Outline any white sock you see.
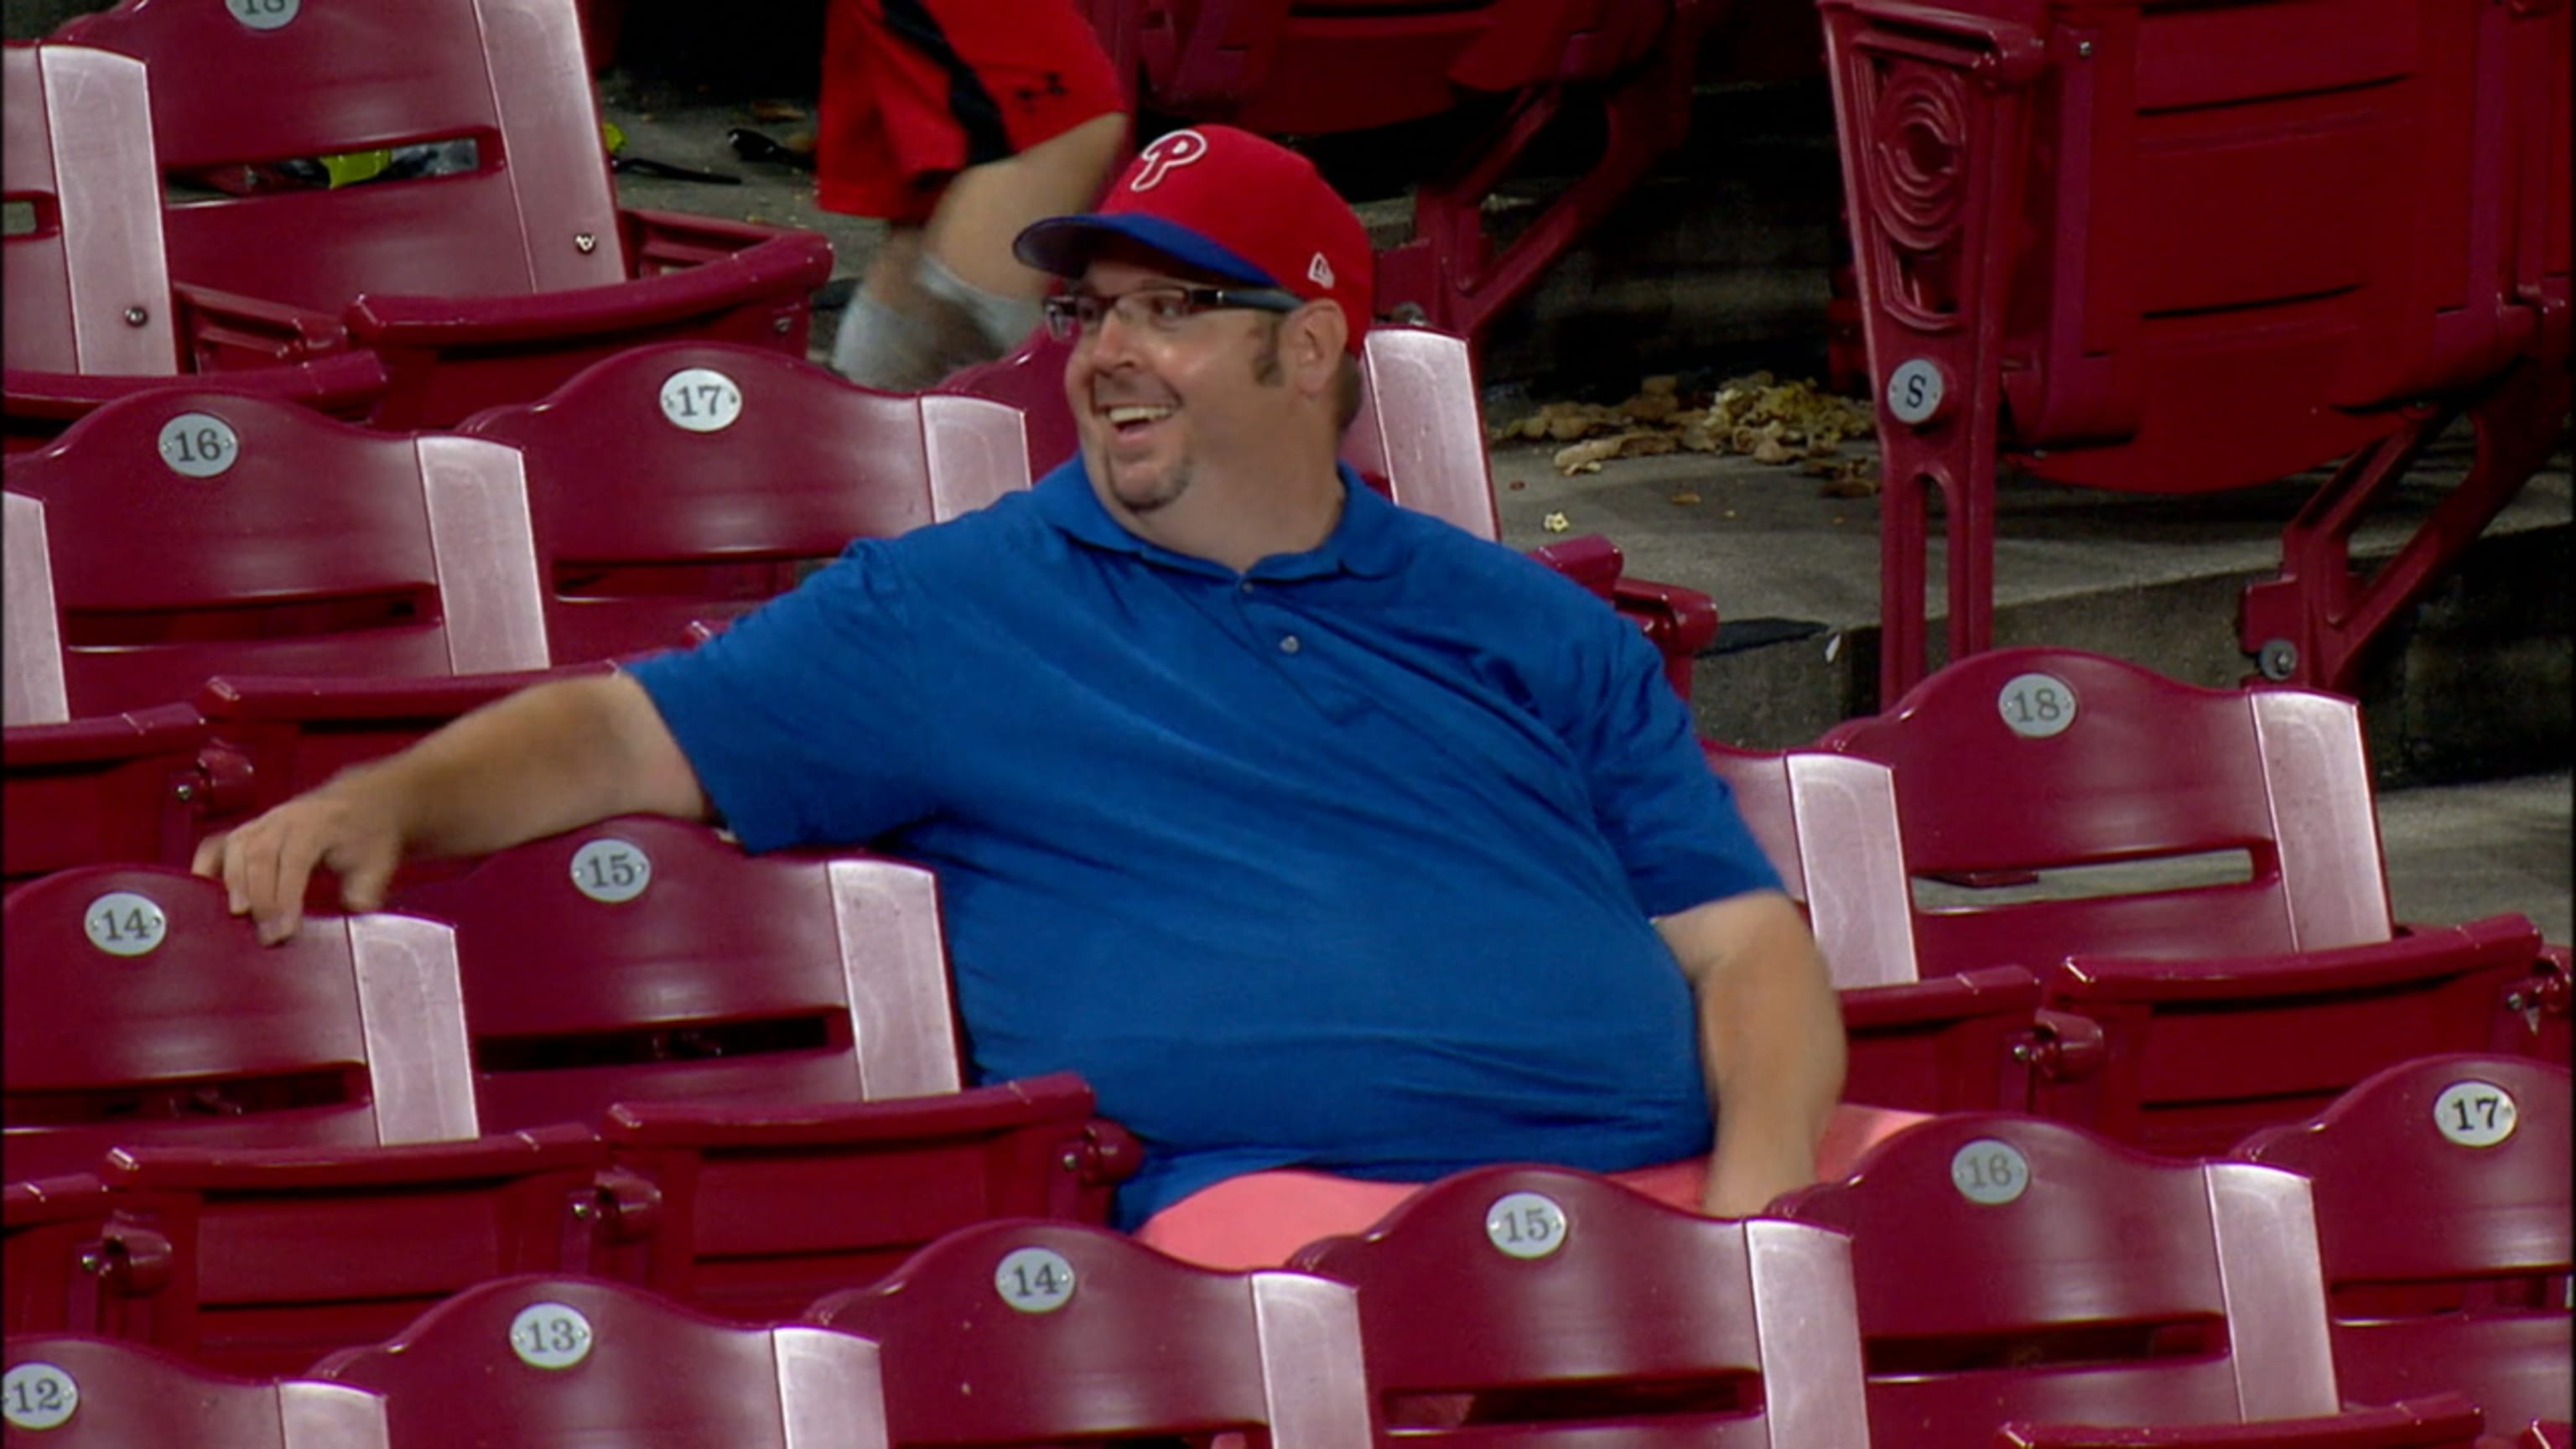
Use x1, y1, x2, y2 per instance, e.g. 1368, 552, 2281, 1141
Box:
917, 253, 1044, 357
830, 290, 957, 392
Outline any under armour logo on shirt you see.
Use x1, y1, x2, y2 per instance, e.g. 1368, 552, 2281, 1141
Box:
1308, 253, 1335, 289
1129, 129, 1210, 191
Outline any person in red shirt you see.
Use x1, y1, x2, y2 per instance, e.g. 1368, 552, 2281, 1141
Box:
818, 0, 1129, 389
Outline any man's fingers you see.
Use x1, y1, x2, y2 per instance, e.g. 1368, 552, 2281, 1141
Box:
239, 826, 283, 937
190, 830, 252, 915
260, 828, 330, 944
189, 830, 229, 881
333, 839, 397, 915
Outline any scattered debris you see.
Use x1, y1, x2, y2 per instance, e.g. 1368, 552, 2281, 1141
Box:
1669, 491, 1701, 506
1541, 512, 1571, 532
749, 100, 807, 122
1498, 371, 1881, 497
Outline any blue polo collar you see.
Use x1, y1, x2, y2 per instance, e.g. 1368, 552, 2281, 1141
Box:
1031, 458, 1408, 582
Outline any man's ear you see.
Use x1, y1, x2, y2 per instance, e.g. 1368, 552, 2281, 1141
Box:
1291, 302, 1349, 397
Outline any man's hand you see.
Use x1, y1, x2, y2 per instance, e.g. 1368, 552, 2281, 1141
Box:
192, 781, 404, 945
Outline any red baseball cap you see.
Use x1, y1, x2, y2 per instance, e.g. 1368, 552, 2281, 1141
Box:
1015, 125, 1374, 355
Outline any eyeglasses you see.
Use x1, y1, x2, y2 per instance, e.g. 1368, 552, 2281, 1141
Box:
1041, 284, 1306, 342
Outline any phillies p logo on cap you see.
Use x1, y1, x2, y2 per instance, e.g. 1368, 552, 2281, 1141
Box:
1128, 130, 1211, 192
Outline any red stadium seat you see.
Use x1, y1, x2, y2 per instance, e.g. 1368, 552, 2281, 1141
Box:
3, 868, 629, 1374
84, 1128, 631, 1378
0, 705, 247, 889
940, 323, 1721, 695
1821, 648, 2567, 1150
54, 0, 834, 431
598, 1074, 1140, 1325
307, 1274, 888, 1448
1702, 740, 2077, 1113
1, 1334, 387, 1446
802, 1218, 1375, 1445
1822, 0, 2571, 697
456, 343, 1029, 664
0, 41, 388, 454
1774, 1111, 2351, 1447
3, 865, 479, 1182
2233, 1055, 2573, 1428
387, 818, 963, 1130
1290, 1164, 1871, 1443
386, 818, 1140, 1319
3, 390, 550, 721
3, 1176, 170, 1339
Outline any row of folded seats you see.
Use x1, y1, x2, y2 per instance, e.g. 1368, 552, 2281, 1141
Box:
4, 660, 2570, 1435
8, 1066, 2570, 1446
4, 334, 2567, 1449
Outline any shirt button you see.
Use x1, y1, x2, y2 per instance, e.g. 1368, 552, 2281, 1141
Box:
1239, 580, 1256, 594
1279, 635, 1302, 655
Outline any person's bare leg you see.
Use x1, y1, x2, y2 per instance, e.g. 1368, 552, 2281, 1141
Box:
833, 112, 1129, 387
917, 110, 1130, 356
926, 111, 1129, 299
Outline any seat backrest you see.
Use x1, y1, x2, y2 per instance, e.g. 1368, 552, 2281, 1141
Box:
1, 43, 177, 377
803, 1220, 1375, 1446
1291, 1165, 1869, 1446
2, 491, 68, 726
2, 865, 479, 1182
1772, 1111, 2340, 1449
56, 0, 629, 314
1819, 647, 2394, 971
1870, 0, 2536, 490
387, 818, 961, 1132
2233, 1054, 2573, 1427
936, 323, 1502, 537
307, 1274, 887, 1449
455, 342, 1031, 662
1701, 742, 1919, 990
3, 388, 548, 717
1343, 325, 1497, 540
2, 1334, 387, 1446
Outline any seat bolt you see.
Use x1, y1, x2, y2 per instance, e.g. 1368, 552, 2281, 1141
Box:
124, 305, 148, 326
574, 232, 599, 254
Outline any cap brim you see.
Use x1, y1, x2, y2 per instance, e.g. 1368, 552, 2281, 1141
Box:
1012, 213, 1280, 288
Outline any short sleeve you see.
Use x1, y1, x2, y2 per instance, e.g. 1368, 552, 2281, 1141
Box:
624, 540, 941, 852
1547, 603, 1784, 917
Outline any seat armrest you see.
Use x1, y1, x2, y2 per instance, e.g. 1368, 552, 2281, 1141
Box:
345, 222, 831, 348
170, 281, 355, 368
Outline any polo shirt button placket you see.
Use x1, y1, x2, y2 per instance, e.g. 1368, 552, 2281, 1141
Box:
1279, 635, 1302, 655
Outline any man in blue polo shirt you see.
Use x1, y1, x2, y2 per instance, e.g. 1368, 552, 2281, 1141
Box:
198, 126, 1849, 1256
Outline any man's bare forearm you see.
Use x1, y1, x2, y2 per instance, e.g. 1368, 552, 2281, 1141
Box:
1659, 891, 1848, 1216
321, 673, 709, 861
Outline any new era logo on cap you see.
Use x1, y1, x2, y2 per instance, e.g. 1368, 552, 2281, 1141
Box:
1012, 125, 1375, 356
